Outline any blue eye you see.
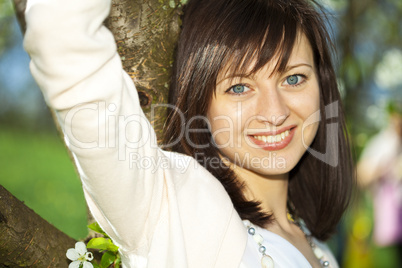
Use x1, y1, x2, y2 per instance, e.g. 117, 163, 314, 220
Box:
232, 85, 245, 93
286, 75, 299, 85
226, 84, 250, 95
283, 74, 307, 87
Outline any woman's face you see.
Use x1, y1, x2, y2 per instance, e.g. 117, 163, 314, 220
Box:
207, 34, 320, 176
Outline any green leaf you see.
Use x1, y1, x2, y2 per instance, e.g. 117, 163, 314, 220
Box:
87, 237, 113, 251
115, 256, 121, 268
100, 251, 117, 268
107, 243, 119, 253
88, 222, 109, 237
92, 262, 101, 268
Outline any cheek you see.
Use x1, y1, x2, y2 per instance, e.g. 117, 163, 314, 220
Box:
298, 90, 320, 145
207, 102, 244, 147
302, 114, 320, 147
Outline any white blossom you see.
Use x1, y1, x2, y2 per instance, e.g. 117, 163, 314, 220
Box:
66, 242, 94, 268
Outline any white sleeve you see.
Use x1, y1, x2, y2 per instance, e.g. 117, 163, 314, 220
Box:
24, 0, 166, 251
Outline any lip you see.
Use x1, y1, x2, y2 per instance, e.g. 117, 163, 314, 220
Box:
247, 125, 296, 151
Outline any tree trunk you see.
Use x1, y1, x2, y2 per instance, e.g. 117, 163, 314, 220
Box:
2, 0, 182, 266
104, 0, 182, 141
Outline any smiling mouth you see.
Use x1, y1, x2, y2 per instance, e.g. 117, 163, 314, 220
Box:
247, 126, 296, 151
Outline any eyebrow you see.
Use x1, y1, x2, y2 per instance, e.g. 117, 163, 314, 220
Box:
216, 73, 254, 85
283, 63, 313, 72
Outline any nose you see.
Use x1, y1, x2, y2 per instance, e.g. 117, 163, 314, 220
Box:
256, 88, 290, 126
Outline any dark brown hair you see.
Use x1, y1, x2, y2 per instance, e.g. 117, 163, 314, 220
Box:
163, 0, 354, 241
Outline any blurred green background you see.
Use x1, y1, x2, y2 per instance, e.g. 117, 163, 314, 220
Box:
0, 0, 88, 239
0, 0, 401, 266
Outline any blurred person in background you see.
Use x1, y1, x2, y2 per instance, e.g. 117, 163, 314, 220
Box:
357, 101, 402, 263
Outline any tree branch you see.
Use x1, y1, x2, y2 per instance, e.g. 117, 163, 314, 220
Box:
0, 185, 76, 267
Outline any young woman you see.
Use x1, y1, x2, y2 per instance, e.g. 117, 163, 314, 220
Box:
24, 0, 353, 267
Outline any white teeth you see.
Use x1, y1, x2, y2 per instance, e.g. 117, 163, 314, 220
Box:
275, 135, 281, 142
267, 136, 273, 143
253, 130, 291, 143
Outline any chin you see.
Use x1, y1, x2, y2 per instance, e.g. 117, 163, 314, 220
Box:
250, 157, 297, 176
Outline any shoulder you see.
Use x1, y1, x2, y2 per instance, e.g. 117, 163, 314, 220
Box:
311, 237, 339, 268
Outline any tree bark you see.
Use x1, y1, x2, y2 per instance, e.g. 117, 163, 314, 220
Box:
2, 0, 182, 266
104, 0, 182, 140
0, 185, 76, 267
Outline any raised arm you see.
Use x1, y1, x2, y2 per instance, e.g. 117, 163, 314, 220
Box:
24, 0, 166, 252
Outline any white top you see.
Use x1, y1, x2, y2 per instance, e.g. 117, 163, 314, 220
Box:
23, 0, 339, 267
241, 221, 338, 268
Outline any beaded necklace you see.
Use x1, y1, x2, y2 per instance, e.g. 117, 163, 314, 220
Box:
243, 218, 330, 268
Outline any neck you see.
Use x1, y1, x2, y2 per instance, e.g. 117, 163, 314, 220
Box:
232, 166, 290, 227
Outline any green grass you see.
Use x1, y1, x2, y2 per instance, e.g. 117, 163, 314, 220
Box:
0, 127, 88, 240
